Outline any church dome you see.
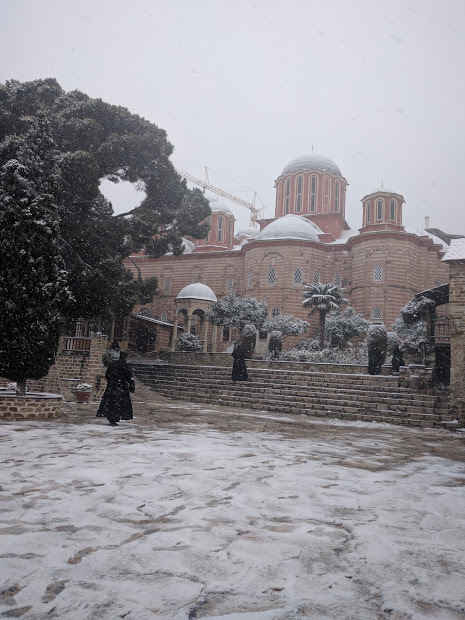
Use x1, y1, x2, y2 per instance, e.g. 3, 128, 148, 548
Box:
282, 154, 342, 176
176, 283, 217, 302
256, 214, 322, 242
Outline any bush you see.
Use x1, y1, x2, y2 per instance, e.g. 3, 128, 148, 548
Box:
280, 341, 368, 365
392, 317, 427, 359
325, 307, 370, 348
367, 324, 387, 375
241, 324, 257, 359
177, 333, 203, 353
268, 331, 283, 360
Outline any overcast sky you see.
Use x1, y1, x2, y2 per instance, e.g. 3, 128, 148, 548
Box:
1, 0, 464, 234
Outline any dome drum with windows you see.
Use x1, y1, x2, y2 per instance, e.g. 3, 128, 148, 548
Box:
275, 154, 348, 219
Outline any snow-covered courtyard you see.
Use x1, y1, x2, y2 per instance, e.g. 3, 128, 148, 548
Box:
1, 388, 465, 619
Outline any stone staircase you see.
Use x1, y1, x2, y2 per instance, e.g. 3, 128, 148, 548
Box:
131, 362, 457, 429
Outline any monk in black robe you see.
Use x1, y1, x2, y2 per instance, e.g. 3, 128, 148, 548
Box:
231, 342, 249, 382
96, 351, 135, 426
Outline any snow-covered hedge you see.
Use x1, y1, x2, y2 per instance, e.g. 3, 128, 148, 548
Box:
280, 341, 368, 365
177, 334, 203, 353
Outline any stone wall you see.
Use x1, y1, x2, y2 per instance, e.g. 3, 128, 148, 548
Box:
0, 392, 63, 419
156, 351, 374, 375
449, 263, 465, 421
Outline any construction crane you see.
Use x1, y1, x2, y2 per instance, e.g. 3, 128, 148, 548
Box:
175, 166, 265, 227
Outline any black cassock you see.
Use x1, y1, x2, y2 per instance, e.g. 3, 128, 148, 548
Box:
231, 345, 249, 382
96, 360, 135, 423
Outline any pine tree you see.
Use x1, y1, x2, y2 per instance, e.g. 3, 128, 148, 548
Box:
0, 117, 71, 394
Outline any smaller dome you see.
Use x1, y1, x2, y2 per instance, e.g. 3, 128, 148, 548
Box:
256, 214, 322, 242
282, 154, 341, 176
235, 227, 259, 239
176, 283, 217, 302
362, 187, 403, 200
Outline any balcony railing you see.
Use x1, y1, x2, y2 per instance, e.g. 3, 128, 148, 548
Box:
63, 336, 92, 352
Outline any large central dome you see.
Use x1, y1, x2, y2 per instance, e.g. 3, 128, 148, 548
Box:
282, 154, 341, 176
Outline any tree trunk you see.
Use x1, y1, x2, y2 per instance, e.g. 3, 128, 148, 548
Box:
319, 311, 326, 349
17, 379, 26, 396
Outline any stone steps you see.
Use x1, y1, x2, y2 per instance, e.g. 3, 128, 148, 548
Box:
131, 362, 455, 429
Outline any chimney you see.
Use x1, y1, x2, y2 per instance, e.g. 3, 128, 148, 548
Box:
424, 216, 430, 229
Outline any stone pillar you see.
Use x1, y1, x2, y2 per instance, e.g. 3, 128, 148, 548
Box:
86, 334, 108, 400
172, 315, 179, 351
187, 311, 192, 335
448, 263, 465, 422
212, 324, 218, 353
203, 318, 209, 352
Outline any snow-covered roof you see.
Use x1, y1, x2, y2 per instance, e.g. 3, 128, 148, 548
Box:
256, 214, 322, 242
235, 227, 259, 239
442, 237, 465, 261
209, 202, 235, 218
404, 226, 448, 251
176, 282, 217, 302
281, 154, 342, 177
330, 228, 359, 244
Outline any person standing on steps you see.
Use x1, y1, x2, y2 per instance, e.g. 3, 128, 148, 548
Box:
96, 351, 135, 426
231, 341, 249, 383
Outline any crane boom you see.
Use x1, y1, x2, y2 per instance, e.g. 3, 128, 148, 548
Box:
176, 168, 264, 226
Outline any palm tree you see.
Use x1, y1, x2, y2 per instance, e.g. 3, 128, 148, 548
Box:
302, 283, 348, 348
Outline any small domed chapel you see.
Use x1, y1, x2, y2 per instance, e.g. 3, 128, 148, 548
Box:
127, 153, 449, 352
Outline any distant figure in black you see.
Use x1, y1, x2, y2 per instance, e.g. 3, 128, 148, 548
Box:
109, 339, 120, 352
231, 341, 249, 382
96, 351, 135, 426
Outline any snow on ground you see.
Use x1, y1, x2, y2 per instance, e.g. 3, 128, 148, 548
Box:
1, 402, 465, 619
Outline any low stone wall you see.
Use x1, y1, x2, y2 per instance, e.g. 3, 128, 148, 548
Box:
0, 391, 63, 420
157, 351, 377, 375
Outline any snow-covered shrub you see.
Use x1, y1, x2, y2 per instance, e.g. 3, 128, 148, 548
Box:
392, 317, 427, 359
268, 331, 283, 360
241, 324, 257, 359
367, 324, 388, 375
177, 333, 203, 353
76, 382, 92, 392
280, 341, 368, 365
325, 307, 370, 348
295, 337, 321, 352
386, 331, 399, 356
262, 315, 308, 336
207, 294, 268, 331
400, 296, 435, 324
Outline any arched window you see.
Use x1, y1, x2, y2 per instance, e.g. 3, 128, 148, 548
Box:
334, 273, 341, 287
324, 176, 330, 210
193, 274, 200, 283
310, 175, 317, 212
285, 178, 290, 214
228, 220, 232, 246
334, 181, 339, 213
374, 265, 383, 281
271, 307, 281, 318
295, 175, 303, 213
248, 271, 253, 287
373, 307, 382, 319
377, 200, 383, 221
268, 267, 277, 285
390, 200, 396, 221
160, 312, 168, 322
217, 216, 223, 243
293, 268, 302, 285
204, 216, 211, 242
164, 280, 171, 293
226, 277, 234, 292
366, 201, 371, 224
313, 271, 320, 284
